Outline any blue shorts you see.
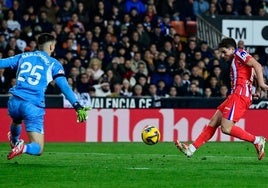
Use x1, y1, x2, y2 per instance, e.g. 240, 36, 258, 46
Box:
8, 96, 45, 134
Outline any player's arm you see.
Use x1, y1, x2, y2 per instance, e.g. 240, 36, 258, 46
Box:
246, 58, 268, 91
0, 55, 20, 69
54, 76, 91, 122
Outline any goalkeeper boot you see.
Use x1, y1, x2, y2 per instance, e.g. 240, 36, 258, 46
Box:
7, 131, 15, 149
254, 136, 266, 160
175, 140, 193, 158
7, 139, 25, 160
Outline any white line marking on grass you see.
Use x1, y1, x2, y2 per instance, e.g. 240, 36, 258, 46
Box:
127, 167, 150, 170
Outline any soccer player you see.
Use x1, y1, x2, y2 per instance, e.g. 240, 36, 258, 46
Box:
175, 37, 268, 160
0, 33, 90, 160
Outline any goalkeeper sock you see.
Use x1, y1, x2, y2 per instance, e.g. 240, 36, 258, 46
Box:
25, 142, 41, 155
10, 124, 22, 144
192, 125, 217, 149
230, 126, 255, 142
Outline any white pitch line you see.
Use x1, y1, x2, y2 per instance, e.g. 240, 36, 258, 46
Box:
127, 167, 150, 170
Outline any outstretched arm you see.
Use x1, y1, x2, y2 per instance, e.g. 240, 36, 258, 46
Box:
54, 76, 90, 122
0, 55, 20, 69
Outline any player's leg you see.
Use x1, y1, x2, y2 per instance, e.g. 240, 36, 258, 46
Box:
221, 117, 255, 142
175, 110, 221, 157
220, 94, 266, 160
7, 102, 45, 160
221, 117, 265, 160
7, 96, 23, 148
26, 131, 44, 155
8, 121, 22, 148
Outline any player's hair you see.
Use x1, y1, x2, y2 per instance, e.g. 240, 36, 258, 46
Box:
219, 37, 237, 49
37, 33, 55, 46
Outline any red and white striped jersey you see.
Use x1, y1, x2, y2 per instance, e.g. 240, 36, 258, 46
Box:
230, 48, 254, 98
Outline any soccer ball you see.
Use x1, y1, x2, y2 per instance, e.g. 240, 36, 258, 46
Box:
141, 125, 160, 145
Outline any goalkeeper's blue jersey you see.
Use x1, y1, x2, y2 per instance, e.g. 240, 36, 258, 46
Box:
0, 51, 66, 107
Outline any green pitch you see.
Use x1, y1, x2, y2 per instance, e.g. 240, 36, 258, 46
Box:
0, 142, 267, 188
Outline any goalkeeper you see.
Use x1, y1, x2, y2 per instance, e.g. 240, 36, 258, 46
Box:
0, 33, 90, 160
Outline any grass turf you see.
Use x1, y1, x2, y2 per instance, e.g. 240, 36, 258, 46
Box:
0, 142, 267, 188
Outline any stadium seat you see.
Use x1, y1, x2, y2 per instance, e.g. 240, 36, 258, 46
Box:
170, 21, 187, 37
186, 21, 197, 36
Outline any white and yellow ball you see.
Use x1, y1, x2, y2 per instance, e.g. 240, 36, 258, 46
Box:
141, 125, 160, 145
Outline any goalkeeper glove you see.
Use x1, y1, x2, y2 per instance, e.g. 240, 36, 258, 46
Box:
73, 102, 91, 123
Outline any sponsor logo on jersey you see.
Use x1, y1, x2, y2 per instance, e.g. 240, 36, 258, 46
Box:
240, 51, 247, 59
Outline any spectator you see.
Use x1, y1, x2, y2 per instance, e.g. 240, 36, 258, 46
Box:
165, 54, 178, 76
75, 2, 90, 28
220, 2, 238, 15
193, 0, 210, 17
157, 80, 169, 97
143, 49, 155, 74
159, 0, 180, 20
184, 39, 197, 65
130, 51, 148, 75
88, 86, 96, 97
67, 13, 86, 34
177, 58, 190, 76
89, 41, 99, 58
148, 83, 161, 107
105, 57, 124, 83
167, 86, 178, 97
145, 3, 157, 22
40, 0, 58, 24
72, 58, 86, 75
121, 78, 133, 97
190, 66, 205, 89
122, 59, 135, 82
78, 46, 90, 68
87, 58, 104, 83
68, 66, 80, 83
38, 11, 54, 33
257, 7, 268, 17
149, 25, 165, 48
0, 33, 7, 51
6, 9, 21, 32
136, 74, 149, 95
95, 1, 110, 22
136, 23, 151, 49
132, 84, 143, 97
56, 0, 75, 24
109, 82, 124, 97
76, 73, 92, 93
172, 73, 184, 96
199, 41, 214, 60
19, 11, 32, 32
206, 75, 220, 97
219, 84, 229, 98
185, 82, 202, 96
242, 4, 253, 16
162, 40, 174, 57
203, 87, 212, 98
151, 64, 173, 88
93, 77, 111, 97
124, 0, 146, 15
181, 71, 191, 94
258, 0, 268, 15
204, 2, 219, 18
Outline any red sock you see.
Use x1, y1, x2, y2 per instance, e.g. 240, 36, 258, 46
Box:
230, 126, 255, 142
193, 125, 217, 149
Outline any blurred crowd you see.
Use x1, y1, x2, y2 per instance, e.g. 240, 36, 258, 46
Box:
0, 0, 268, 104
